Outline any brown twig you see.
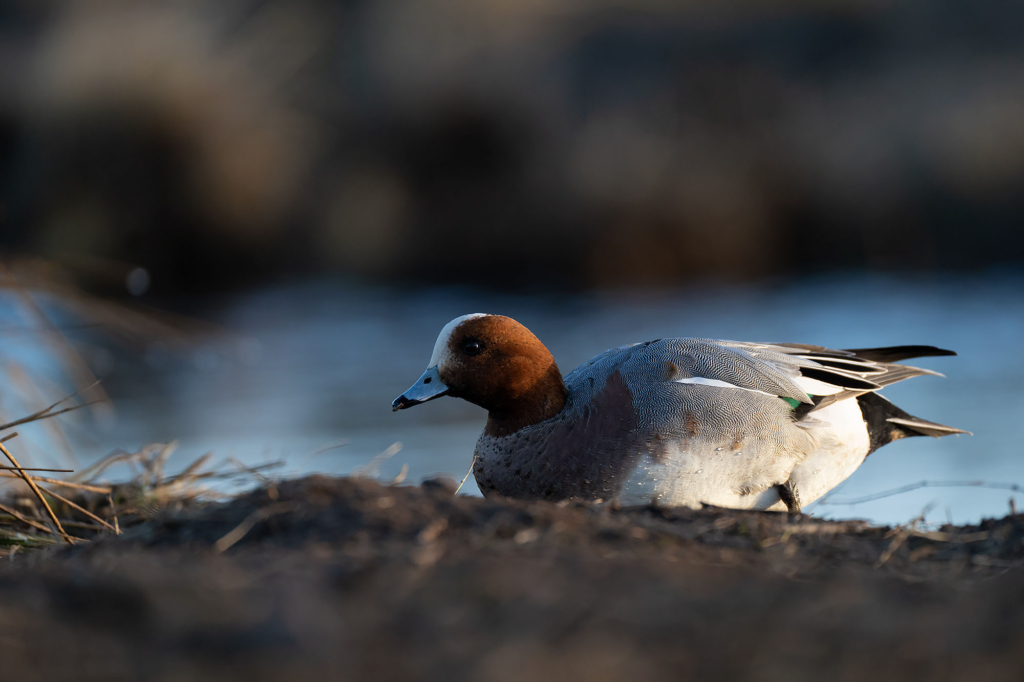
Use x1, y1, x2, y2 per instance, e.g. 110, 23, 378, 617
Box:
0, 440, 73, 544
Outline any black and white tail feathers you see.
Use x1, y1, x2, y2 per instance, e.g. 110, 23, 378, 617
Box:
787, 344, 970, 451
858, 392, 970, 454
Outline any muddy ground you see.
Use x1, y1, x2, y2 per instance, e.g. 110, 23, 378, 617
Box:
1, 475, 1023, 682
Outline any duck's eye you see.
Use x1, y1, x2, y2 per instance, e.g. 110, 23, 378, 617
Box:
462, 339, 483, 355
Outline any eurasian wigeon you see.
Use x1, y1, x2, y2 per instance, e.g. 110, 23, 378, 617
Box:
392, 314, 968, 512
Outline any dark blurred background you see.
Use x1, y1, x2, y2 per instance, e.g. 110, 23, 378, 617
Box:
0, 0, 1021, 526
1, 0, 1022, 293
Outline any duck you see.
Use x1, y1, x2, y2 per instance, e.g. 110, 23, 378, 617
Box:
392, 314, 968, 512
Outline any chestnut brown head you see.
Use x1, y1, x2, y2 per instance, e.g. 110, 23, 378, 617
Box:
392, 314, 568, 432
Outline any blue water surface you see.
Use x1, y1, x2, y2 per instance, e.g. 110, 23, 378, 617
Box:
4, 273, 1020, 527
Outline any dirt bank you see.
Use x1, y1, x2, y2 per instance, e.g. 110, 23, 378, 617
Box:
2, 476, 1023, 682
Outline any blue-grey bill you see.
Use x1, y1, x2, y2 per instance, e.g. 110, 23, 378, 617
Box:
392, 366, 449, 411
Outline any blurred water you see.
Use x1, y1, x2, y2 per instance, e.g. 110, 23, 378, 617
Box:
46, 274, 1024, 526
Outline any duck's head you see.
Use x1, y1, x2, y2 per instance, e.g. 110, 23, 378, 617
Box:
392, 314, 568, 433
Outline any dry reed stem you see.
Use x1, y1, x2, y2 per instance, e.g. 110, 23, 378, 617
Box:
0, 441, 73, 544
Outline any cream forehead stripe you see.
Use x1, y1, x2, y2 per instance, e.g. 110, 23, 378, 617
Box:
428, 314, 489, 368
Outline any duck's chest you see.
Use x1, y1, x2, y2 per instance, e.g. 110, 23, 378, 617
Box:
471, 423, 641, 501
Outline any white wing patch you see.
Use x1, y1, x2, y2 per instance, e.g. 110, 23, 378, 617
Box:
673, 377, 778, 398
793, 377, 846, 396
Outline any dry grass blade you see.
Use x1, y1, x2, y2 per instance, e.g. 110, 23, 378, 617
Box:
454, 455, 478, 496
214, 503, 298, 553
145, 441, 179, 487
0, 502, 55, 535
6, 257, 218, 347
0, 262, 111, 416
875, 510, 930, 568
6, 362, 80, 466
0, 440, 73, 544
0, 401, 100, 433
303, 440, 351, 462
40, 486, 117, 533
59, 520, 110, 532
71, 449, 138, 484
228, 457, 278, 499
875, 528, 911, 568
108, 494, 120, 534
182, 462, 284, 482
354, 442, 402, 478
165, 452, 212, 485
0, 473, 110, 493
0, 467, 74, 472
910, 529, 992, 543
820, 480, 1024, 506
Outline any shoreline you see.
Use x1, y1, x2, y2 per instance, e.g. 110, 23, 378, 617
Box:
1, 475, 1022, 680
